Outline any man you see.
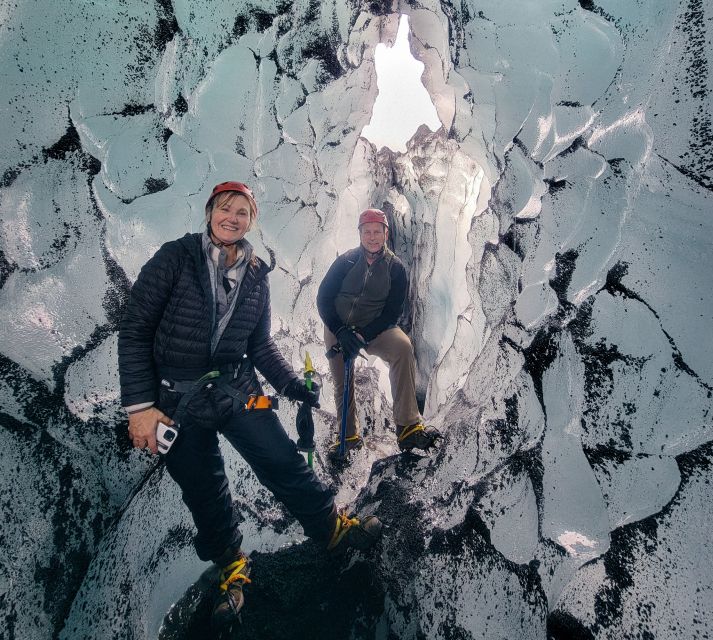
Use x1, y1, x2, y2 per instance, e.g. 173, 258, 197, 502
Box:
316, 208, 442, 458
118, 182, 381, 627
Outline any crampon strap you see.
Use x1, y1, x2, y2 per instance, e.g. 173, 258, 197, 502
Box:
327, 511, 360, 550
332, 434, 362, 447
398, 422, 425, 443
219, 557, 252, 592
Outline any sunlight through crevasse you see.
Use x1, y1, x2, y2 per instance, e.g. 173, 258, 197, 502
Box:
361, 15, 442, 153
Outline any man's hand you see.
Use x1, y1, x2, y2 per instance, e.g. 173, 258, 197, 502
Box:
128, 407, 174, 455
335, 326, 366, 360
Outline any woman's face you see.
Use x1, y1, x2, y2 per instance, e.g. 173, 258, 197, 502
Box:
210, 193, 252, 245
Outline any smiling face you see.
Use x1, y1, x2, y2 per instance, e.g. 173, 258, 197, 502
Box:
359, 221, 388, 254
209, 192, 254, 245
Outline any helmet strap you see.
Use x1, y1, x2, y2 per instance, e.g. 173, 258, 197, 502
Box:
208, 222, 241, 247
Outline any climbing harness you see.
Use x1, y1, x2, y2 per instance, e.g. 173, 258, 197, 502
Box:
161, 358, 277, 431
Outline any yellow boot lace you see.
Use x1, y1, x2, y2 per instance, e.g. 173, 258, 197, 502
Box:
327, 510, 361, 551
219, 556, 252, 592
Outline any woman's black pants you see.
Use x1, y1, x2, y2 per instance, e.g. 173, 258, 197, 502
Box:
164, 395, 336, 562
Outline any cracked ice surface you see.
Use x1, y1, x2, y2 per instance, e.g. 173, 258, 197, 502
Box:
0, 0, 712, 639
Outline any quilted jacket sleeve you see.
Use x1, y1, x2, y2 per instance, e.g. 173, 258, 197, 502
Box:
118, 241, 182, 407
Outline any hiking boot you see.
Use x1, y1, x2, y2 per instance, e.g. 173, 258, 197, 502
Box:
327, 509, 383, 554
211, 550, 252, 628
397, 421, 443, 452
327, 434, 364, 461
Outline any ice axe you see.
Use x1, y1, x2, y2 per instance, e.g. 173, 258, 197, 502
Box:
337, 357, 352, 460
296, 351, 318, 467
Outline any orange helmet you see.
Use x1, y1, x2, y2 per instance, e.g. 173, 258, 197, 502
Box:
205, 181, 258, 218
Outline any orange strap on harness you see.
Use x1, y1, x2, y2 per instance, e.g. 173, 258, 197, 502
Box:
245, 394, 275, 410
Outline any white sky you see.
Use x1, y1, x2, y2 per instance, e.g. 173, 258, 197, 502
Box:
361, 15, 442, 153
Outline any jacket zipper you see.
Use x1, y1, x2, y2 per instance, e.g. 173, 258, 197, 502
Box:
345, 263, 373, 327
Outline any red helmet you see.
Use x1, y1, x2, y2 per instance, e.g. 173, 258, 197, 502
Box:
206, 181, 258, 218
358, 208, 388, 229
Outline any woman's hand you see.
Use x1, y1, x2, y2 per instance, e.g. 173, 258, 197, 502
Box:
284, 380, 320, 408
128, 407, 174, 455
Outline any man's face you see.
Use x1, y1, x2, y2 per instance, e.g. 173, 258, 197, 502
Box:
359, 222, 388, 254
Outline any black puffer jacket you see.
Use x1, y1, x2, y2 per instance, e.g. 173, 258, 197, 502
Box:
118, 232, 297, 408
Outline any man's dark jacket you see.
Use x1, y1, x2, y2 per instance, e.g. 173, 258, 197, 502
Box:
118, 233, 297, 408
316, 246, 408, 342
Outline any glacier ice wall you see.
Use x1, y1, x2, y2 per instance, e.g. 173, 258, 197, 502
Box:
0, 1, 711, 639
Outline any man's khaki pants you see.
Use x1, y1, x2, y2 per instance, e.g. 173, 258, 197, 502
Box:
325, 326, 421, 439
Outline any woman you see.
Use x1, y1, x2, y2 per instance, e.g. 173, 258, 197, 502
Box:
118, 181, 380, 626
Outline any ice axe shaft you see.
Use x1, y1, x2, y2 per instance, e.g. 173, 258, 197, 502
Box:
298, 351, 318, 467
338, 358, 352, 459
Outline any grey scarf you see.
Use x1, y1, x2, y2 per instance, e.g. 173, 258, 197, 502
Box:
202, 231, 253, 355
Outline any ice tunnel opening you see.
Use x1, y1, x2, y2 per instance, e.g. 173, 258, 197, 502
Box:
360, 14, 442, 153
